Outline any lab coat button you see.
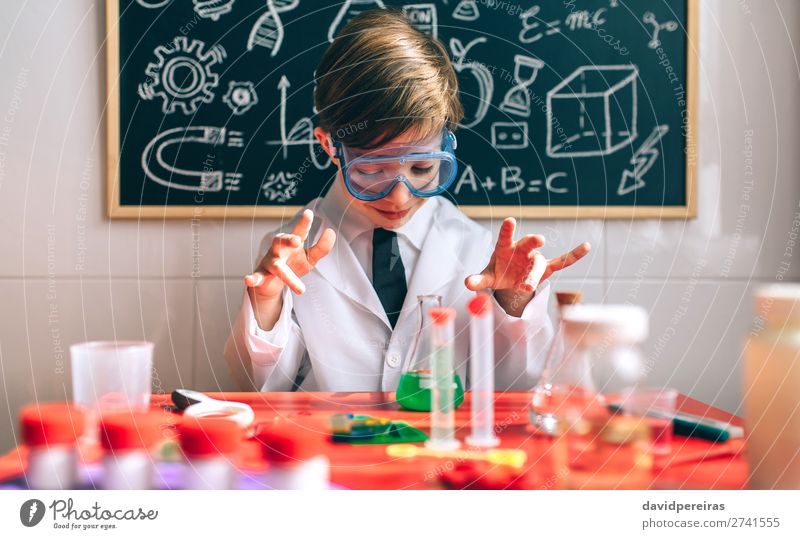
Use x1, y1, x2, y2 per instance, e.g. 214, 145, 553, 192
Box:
386, 352, 401, 368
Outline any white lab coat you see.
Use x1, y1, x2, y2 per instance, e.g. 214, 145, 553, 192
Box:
224, 184, 554, 393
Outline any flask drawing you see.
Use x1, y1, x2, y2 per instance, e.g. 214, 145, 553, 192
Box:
328, 0, 386, 42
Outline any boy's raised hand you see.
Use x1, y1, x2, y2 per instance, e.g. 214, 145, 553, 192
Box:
245, 210, 336, 298
465, 217, 591, 295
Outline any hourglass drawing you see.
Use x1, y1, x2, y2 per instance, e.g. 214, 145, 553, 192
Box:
499, 55, 545, 118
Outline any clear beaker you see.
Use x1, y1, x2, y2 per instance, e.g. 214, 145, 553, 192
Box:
396, 295, 464, 411
70, 341, 154, 444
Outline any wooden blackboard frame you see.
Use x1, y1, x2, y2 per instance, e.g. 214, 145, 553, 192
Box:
106, 0, 698, 220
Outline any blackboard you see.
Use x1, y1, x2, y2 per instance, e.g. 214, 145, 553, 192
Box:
106, 0, 697, 219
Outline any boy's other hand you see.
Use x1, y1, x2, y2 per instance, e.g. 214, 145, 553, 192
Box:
465, 217, 591, 297
245, 209, 336, 298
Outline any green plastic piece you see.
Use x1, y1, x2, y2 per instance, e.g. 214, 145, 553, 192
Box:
396, 370, 465, 412
331, 421, 428, 444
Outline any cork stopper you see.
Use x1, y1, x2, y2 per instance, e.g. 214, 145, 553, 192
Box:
556, 291, 583, 307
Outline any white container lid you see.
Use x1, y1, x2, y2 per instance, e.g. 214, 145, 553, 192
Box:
755, 284, 800, 323
562, 304, 649, 344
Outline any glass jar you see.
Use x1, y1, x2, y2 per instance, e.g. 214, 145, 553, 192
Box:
744, 284, 800, 488
533, 304, 647, 437
557, 414, 653, 489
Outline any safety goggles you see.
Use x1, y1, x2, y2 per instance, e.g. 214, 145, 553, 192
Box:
331, 128, 458, 201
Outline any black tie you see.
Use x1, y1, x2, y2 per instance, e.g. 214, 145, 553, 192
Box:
371, 228, 408, 328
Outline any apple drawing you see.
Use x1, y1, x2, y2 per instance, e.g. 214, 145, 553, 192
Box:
450, 37, 494, 129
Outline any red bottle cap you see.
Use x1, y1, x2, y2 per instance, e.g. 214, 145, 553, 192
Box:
429, 307, 456, 326
467, 293, 492, 317
440, 460, 539, 490
100, 412, 163, 451
179, 416, 242, 458
20, 403, 85, 447
255, 423, 325, 464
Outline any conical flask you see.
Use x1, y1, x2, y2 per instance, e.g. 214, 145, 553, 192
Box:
396, 295, 464, 411
530, 291, 594, 435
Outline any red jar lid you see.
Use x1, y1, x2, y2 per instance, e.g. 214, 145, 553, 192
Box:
20, 403, 85, 447
468, 293, 492, 317
100, 412, 163, 451
255, 423, 325, 464
179, 417, 242, 458
430, 307, 456, 326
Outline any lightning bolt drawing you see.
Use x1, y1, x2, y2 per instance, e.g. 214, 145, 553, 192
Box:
617, 125, 670, 196
28, 501, 37, 523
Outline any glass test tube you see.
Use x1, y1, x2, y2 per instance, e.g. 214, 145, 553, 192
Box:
466, 294, 500, 447
426, 307, 460, 451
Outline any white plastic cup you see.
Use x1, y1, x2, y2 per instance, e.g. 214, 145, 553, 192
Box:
70, 341, 154, 443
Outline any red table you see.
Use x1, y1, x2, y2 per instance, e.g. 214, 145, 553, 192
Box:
1, 391, 747, 490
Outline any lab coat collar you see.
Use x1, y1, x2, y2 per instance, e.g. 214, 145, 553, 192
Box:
391, 196, 436, 252
318, 180, 376, 245
315, 182, 392, 328
395, 198, 466, 329
315, 184, 461, 331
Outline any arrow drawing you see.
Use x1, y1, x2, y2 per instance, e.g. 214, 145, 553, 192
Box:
266, 75, 331, 170
617, 125, 669, 196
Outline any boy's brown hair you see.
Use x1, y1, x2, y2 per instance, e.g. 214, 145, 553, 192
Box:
314, 9, 463, 149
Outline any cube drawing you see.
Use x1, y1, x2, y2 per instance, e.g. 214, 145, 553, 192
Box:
546, 65, 638, 158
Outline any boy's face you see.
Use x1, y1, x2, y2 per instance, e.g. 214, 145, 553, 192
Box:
314, 127, 440, 229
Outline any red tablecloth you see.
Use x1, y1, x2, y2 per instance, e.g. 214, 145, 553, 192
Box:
0, 391, 747, 490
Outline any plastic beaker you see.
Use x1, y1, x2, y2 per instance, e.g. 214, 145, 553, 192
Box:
70, 341, 154, 443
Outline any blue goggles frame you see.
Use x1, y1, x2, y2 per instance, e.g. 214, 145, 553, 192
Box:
331, 129, 459, 201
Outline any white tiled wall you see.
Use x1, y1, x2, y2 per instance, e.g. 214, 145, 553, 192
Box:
1, 1, 798, 452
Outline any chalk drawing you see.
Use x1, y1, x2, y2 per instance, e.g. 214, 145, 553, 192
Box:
223, 81, 259, 115
546, 65, 638, 158
136, 0, 172, 8
193, 0, 235, 21
261, 171, 298, 202
519, 6, 561, 44
618, 125, 669, 195
450, 37, 493, 128
141, 126, 244, 192
643, 11, 678, 49
499, 55, 544, 118
402, 4, 437, 38
491, 122, 528, 150
265, 75, 331, 170
329, 0, 386, 43
248, 0, 300, 56
452, 0, 479, 21
137, 37, 225, 115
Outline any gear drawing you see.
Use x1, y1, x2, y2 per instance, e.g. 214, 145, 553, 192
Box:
137, 37, 226, 115
222, 81, 259, 115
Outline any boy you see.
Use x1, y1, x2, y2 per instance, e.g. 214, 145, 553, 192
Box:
225, 9, 590, 392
